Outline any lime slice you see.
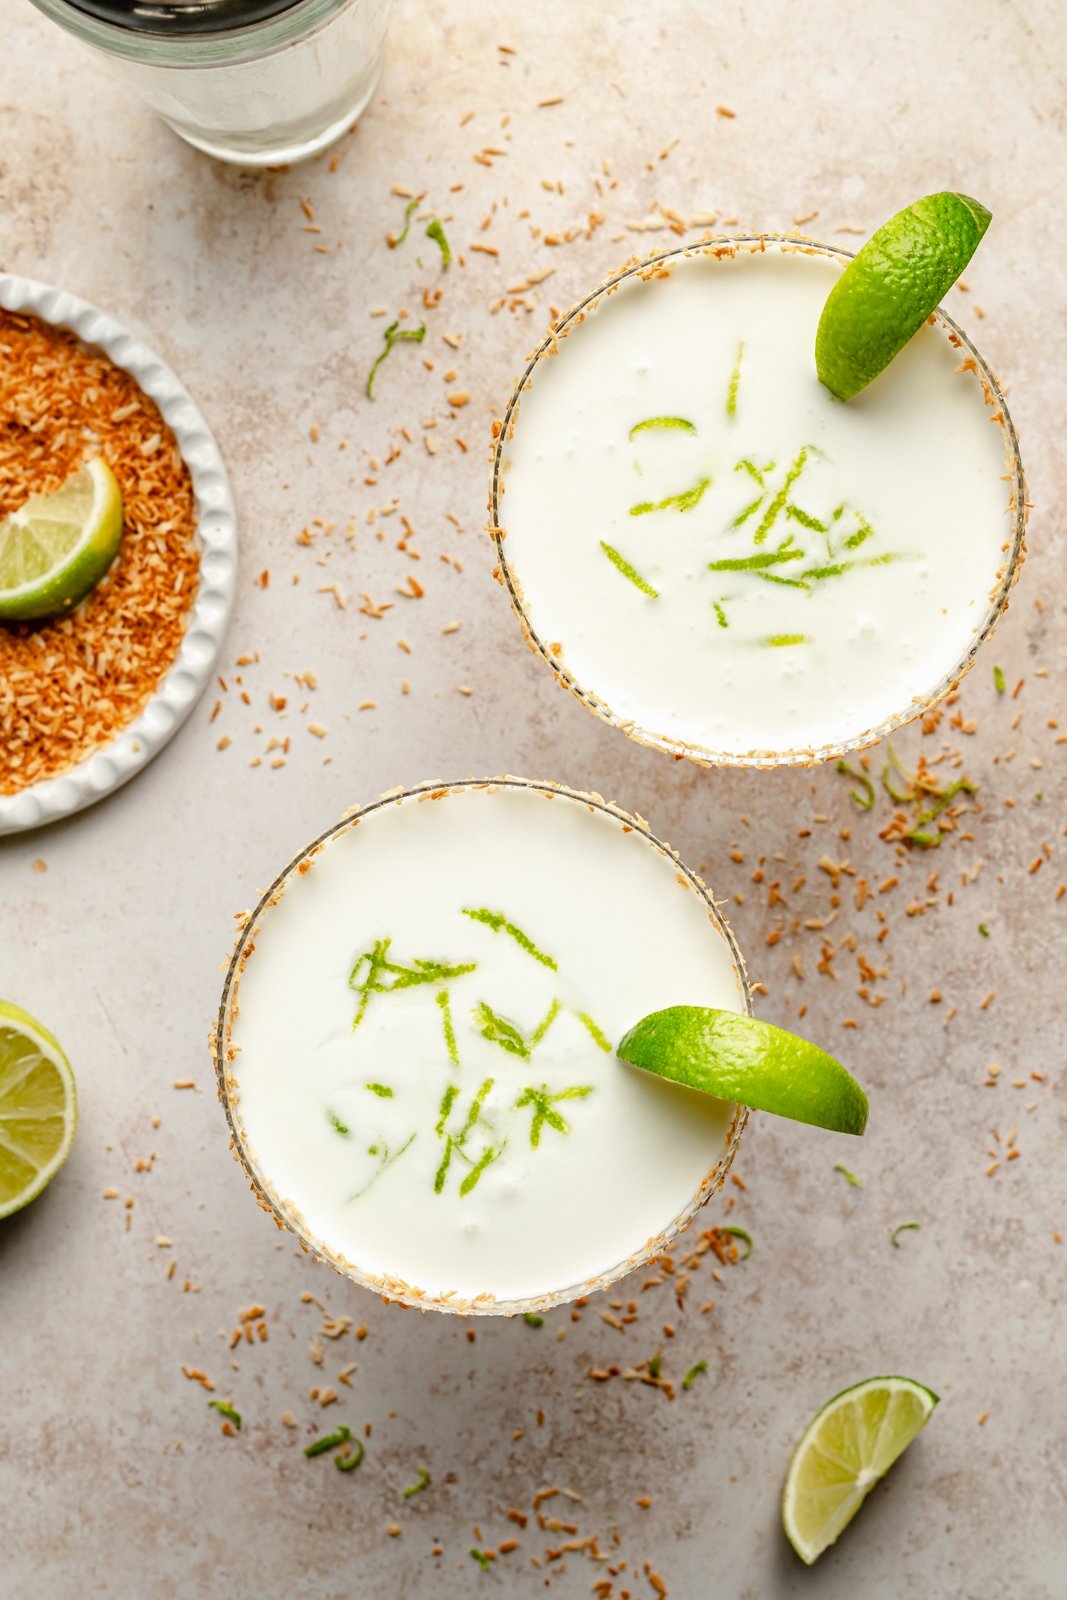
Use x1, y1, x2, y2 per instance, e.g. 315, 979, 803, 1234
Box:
616, 1006, 868, 1134
815, 192, 991, 400
0, 1000, 77, 1218
0, 457, 124, 623
782, 1376, 939, 1564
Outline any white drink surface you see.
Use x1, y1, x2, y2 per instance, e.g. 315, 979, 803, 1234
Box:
224, 783, 745, 1307
496, 242, 1016, 759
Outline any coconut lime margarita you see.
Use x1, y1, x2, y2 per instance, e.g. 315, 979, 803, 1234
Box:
217, 780, 748, 1312
491, 238, 1024, 764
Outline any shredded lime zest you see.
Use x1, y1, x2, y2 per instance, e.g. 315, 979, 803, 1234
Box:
834, 1163, 864, 1187
629, 415, 696, 438
437, 989, 459, 1066
475, 1001, 530, 1058
753, 447, 812, 544
882, 746, 917, 804
350, 939, 476, 1029
459, 1143, 504, 1196
708, 537, 804, 574
904, 778, 977, 847
530, 998, 561, 1047
836, 759, 875, 811
682, 1360, 708, 1390
436, 1084, 459, 1136
648, 1353, 662, 1378
726, 340, 744, 417
426, 217, 451, 269
389, 196, 420, 247
993, 664, 1006, 694
978, 923, 990, 938
462, 908, 558, 969
522, 1312, 544, 1327
763, 634, 811, 648
328, 1109, 350, 1136
348, 1132, 416, 1203
305, 1425, 351, 1457
600, 540, 658, 598
515, 1083, 593, 1147
891, 1222, 922, 1247
470, 1548, 491, 1571
366, 320, 427, 399
336, 1439, 365, 1470
575, 1011, 612, 1052
712, 600, 729, 629
365, 1082, 393, 1098
719, 1225, 753, 1259
630, 474, 711, 517
403, 1467, 431, 1497
208, 1400, 241, 1428
435, 1077, 503, 1198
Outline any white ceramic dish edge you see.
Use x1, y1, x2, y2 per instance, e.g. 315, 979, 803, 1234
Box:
0, 272, 237, 836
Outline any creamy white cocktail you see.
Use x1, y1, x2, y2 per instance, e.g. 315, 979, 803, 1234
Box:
216, 779, 748, 1312
491, 238, 1024, 765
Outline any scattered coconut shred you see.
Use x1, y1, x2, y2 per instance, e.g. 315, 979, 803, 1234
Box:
0, 309, 200, 794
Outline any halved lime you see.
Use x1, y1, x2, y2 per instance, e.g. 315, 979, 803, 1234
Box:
0, 457, 124, 622
616, 1006, 867, 1135
815, 192, 991, 400
0, 1000, 77, 1218
782, 1376, 939, 1564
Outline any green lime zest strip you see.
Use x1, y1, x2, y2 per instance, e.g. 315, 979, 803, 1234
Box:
366, 320, 427, 399
305, 1425, 351, 1458
436, 1084, 459, 1135
390, 196, 419, 246
754, 571, 810, 590
836, 759, 875, 811
459, 1078, 495, 1141
763, 634, 811, 648
630, 475, 711, 516
993, 664, 1006, 694
462, 908, 558, 969
833, 1162, 864, 1187
719, 1225, 753, 1258
348, 1131, 416, 1203
426, 217, 451, 269
459, 1142, 504, 1196
712, 601, 729, 629
842, 511, 876, 550
753, 448, 810, 544
617, 1006, 868, 1136
208, 1400, 241, 1428
350, 938, 476, 1029
731, 495, 765, 529
648, 1353, 662, 1377
365, 1082, 393, 1098
629, 415, 696, 438
978, 923, 990, 938
522, 1312, 544, 1327
437, 989, 459, 1066
470, 1548, 491, 1571
736, 458, 774, 485
599, 541, 658, 598
682, 1360, 708, 1390
708, 539, 803, 573
403, 1467, 431, 1498
530, 998, 561, 1047
475, 1001, 529, 1057
336, 1439, 365, 1471
575, 1011, 612, 1052
785, 505, 827, 533
327, 1109, 350, 1137
433, 1135, 453, 1194
726, 340, 744, 417
515, 1083, 594, 1147
891, 1222, 922, 1247
881, 745, 918, 803
905, 778, 977, 847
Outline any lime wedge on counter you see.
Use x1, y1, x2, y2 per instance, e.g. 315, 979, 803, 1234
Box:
616, 1006, 868, 1134
782, 1376, 939, 1564
0, 1000, 77, 1219
815, 192, 991, 400
0, 457, 124, 622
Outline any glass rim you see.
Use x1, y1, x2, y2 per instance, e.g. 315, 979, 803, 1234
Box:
27, 0, 350, 62
214, 775, 752, 1317
489, 233, 1028, 771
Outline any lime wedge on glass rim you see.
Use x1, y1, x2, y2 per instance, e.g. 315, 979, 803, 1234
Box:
815, 191, 991, 400
0, 457, 124, 623
782, 1376, 939, 1564
0, 1000, 77, 1219
616, 1007, 867, 1135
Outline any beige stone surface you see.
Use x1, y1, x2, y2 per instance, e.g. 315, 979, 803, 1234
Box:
1, 2, 1065, 1595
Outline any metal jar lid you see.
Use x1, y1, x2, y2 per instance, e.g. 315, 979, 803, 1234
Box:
58, 0, 306, 33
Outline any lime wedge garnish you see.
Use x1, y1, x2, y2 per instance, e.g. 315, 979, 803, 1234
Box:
815, 192, 991, 400
0, 457, 124, 622
782, 1376, 939, 1564
616, 1006, 868, 1135
0, 999, 77, 1218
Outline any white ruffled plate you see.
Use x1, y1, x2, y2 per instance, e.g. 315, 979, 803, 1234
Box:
0, 274, 237, 835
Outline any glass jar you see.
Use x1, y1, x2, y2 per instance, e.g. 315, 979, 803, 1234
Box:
28, 0, 393, 166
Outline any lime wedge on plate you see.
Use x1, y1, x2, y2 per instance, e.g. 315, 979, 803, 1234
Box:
0, 1000, 77, 1219
782, 1376, 939, 1564
815, 192, 991, 400
0, 457, 124, 622
617, 1006, 867, 1135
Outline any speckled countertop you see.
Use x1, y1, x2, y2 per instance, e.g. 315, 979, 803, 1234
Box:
2, 3, 1065, 1596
